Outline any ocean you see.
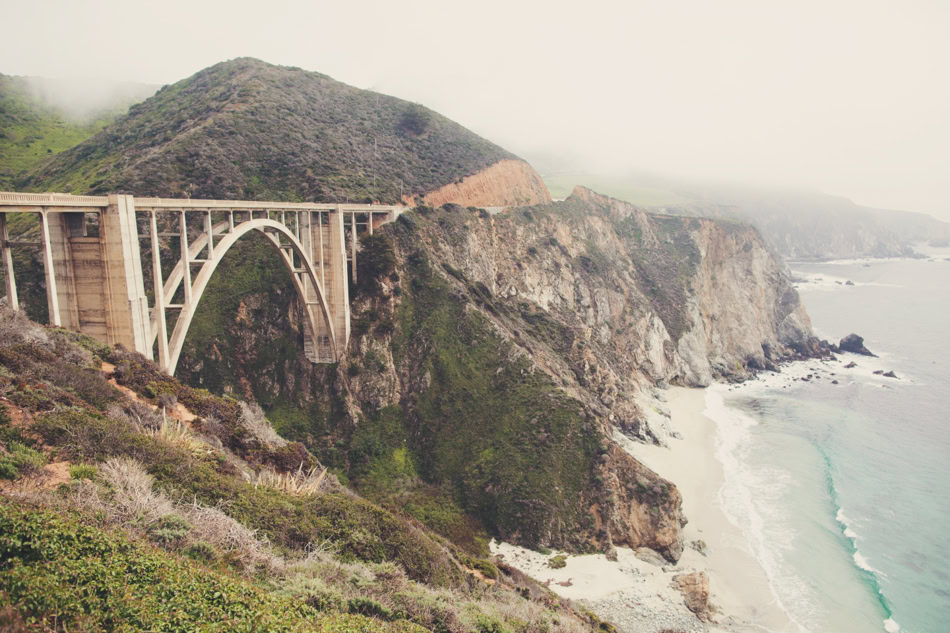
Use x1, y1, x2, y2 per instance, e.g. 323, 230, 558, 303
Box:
705, 245, 950, 633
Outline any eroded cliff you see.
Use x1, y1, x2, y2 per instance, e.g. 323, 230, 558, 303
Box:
409, 159, 552, 208
176, 187, 816, 563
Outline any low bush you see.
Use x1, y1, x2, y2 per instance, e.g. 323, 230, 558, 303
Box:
0, 442, 46, 480
0, 500, 432, 632
68, 463, 98, 480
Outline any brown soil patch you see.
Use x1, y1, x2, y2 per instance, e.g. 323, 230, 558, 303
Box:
100, 361, 196, 424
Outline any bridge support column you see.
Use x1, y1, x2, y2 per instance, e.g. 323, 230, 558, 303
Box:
305, 210, 349, 361
0, 213, 18, 311
86, 195, 152, 356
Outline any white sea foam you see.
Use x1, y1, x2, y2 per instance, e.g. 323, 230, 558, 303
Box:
836, 508, 861, 540
883, 617, 901, 632
705, 386, 816, 633
791, 270, 899, 292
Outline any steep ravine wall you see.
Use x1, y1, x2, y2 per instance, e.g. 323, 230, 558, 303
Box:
176, 187, 817, 564
408, 159, 552, 208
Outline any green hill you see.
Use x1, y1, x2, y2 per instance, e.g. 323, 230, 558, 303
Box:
0, 74, 153, 189
20, 58, 516, 203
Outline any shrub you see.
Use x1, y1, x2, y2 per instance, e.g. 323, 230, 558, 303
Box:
146, 513, 192, 545
0, 442, 46, 479
349, 597, 396, 621
0, 501, 329, 631
68, 463, 98, 480
547, 555, 567, 569
183, 540, 218, 563
240, 401, 287, 447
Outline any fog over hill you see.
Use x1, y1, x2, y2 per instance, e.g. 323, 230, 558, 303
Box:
18, 58, 548, 205
531, 161, 950, 260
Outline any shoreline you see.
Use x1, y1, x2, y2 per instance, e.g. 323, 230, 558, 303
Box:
492, 385, 803, 633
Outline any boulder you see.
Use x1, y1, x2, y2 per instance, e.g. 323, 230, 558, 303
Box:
844, 361, 858, 369
883, 370, 898, 378
839, 334, 876, 357
672, 571, 711, 621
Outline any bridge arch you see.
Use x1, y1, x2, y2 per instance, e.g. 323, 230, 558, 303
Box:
165, 218, 336, 374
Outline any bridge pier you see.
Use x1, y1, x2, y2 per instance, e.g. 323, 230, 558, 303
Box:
0, 213, 18, 312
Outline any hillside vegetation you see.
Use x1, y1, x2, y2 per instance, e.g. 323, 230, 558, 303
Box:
0, 74, 153, 190
0, 309, 611, 633
20, 58, 518, 203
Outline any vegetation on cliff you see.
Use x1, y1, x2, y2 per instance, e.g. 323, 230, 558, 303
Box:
19, 58, 517, 203
0, 309, 611, 632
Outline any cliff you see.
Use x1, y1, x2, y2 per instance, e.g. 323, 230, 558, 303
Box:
411, 159, 551, 208
174, 187, 816, 564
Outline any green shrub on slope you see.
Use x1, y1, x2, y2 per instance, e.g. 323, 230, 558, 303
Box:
0, 500, 424, 632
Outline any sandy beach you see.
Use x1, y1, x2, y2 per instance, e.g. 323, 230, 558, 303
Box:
492, 386, 801, 633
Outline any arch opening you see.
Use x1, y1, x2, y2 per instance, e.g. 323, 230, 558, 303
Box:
164, 218, 337, 375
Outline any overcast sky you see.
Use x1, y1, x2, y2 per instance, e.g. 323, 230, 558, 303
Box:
3, 0, 948, 219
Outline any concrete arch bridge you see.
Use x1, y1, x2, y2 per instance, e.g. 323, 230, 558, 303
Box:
0, 192, 403, 374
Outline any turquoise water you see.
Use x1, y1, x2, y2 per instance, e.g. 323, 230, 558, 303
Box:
708, 247, 950, 633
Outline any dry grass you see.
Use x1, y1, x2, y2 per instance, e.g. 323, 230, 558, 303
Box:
50, 455, 281, 575
99, 456, 175, 523
244, 464, 329, 496
144, 414, 210, 456
182, 499, 282, 574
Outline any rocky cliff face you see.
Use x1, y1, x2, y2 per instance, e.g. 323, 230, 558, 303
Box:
410, 159, 552, 208
177, 186, 815, 564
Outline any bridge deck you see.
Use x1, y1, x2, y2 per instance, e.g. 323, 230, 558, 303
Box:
0, 191, 403, 213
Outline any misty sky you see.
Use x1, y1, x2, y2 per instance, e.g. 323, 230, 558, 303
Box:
2, 0, 948, 219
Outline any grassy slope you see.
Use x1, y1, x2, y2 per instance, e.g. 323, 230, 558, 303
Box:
0, 312, 607, 633
0, 501, 404, 633
21, 58, 516, 203
0, 74, 140, 189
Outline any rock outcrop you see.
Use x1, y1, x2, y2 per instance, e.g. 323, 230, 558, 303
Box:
838, 333, 876, 357
412, 159, 551, 208
672, 571, 712, 620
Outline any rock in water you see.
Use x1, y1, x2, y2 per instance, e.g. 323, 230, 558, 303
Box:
839, 333, 877, 357
672, 571, 711, 620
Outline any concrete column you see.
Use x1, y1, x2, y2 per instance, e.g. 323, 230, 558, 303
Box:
39, 210, 62, 326
350, 211, 357, 284
150, 211, 169, 370
0, 213, 19, 311
318, 212, 325, 288
96, 195, 152, 357
179, 210, 192, 303
205, 211, 214, 259
45, 211, 82, 331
